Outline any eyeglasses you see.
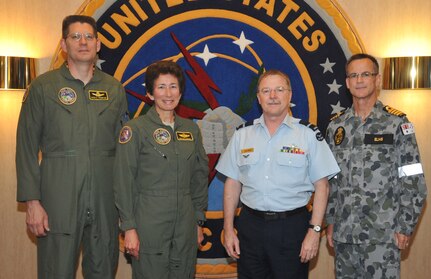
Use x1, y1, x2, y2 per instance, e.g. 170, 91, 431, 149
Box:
156, 84, 179, 91
346, 72, 378, 79
67, 32, 96, 41
258, 87, 291, 95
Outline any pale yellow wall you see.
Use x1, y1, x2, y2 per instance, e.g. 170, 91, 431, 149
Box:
1, 1, 430, 278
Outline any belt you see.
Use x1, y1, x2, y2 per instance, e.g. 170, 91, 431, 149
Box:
242, 204, 307, 220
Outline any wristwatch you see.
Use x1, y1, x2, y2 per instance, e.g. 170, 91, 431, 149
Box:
309, 224, 322, 233
197, 220, 205, 227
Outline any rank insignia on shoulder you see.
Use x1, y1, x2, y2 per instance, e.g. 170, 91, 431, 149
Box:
383, 105, 406, 117
401, 122, 415, 135
300, 120, 324, 141
119, 126, 132, 144
176, 131, 194, 141
236, 120, 253, 130
329, 110, 346, 121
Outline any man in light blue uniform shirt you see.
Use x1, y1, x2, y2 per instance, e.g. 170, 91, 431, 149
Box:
216, 69, 340, 279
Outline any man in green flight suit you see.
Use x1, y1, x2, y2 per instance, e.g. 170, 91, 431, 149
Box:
16, 15, 128, 278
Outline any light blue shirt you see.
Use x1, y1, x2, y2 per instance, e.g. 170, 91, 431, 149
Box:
216, 114, 340, 211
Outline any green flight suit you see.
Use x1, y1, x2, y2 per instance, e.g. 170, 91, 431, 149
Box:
114, 106, 209, 279
16, 63, 129, 279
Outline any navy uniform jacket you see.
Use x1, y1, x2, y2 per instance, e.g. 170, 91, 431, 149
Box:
326, 101, 427, 244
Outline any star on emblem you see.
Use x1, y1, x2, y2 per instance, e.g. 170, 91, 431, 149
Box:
233, 31, 254, 53
96, 59, 105, 69
327, 79, 342, 94
320, 58, 336, 73
196, 44, 217, 66
330, 101, 346, 114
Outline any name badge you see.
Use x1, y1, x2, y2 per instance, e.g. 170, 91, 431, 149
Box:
89, 90, 109, 100
364, 134, 394, 144
176, 131, 194, 141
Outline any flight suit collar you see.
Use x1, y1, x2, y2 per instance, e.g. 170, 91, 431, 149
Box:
146, 106, 186, 129
60, 62, 103, 83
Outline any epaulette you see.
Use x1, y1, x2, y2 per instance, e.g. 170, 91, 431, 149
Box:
299, 120, 324, 141
383, 105, 406, 117
329, 109, 346, 121
236, 120, 254, 130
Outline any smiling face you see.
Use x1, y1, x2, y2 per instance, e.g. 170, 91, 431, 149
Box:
346, 58, 381, 102
60, 22, 100, 65
148, 74, 182, 114
257, 74, 292, 120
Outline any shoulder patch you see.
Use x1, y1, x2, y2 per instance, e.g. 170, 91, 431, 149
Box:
383, 105, 406, 117
236, 120, 253, 130
119, 126, 133, 144
329, 110, 346, 121
299, 120, 324, 141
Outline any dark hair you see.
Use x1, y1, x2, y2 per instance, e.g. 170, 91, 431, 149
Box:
256, 69, 291, 92
62, 15, 98, 39
145, 61, 185, 95
346, 53, 379, 74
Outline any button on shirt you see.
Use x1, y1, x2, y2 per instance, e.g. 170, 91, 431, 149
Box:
216, 114, 340, 211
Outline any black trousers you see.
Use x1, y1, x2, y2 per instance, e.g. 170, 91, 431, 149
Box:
236, 206, 310, 279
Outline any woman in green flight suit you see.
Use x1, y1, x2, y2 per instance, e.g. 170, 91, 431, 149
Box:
113, 61, 209, 278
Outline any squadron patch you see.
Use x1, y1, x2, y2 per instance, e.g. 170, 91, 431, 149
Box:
89, 90, 109, 100
401, 123, 415, 135
334, 126, 345, 146
58, 87, 77, 105
383, 105, 406, 117
153, 128, 171, 145
176, 131, 193, 141
119, 126, 132, 144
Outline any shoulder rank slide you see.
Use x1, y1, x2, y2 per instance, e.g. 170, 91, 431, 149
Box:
329, 109, 346, 121
299, 120, 324, 141
236, 120, 253, 130
383, 105, 406, 117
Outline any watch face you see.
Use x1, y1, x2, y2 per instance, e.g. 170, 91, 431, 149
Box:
309, 224, 321, 232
